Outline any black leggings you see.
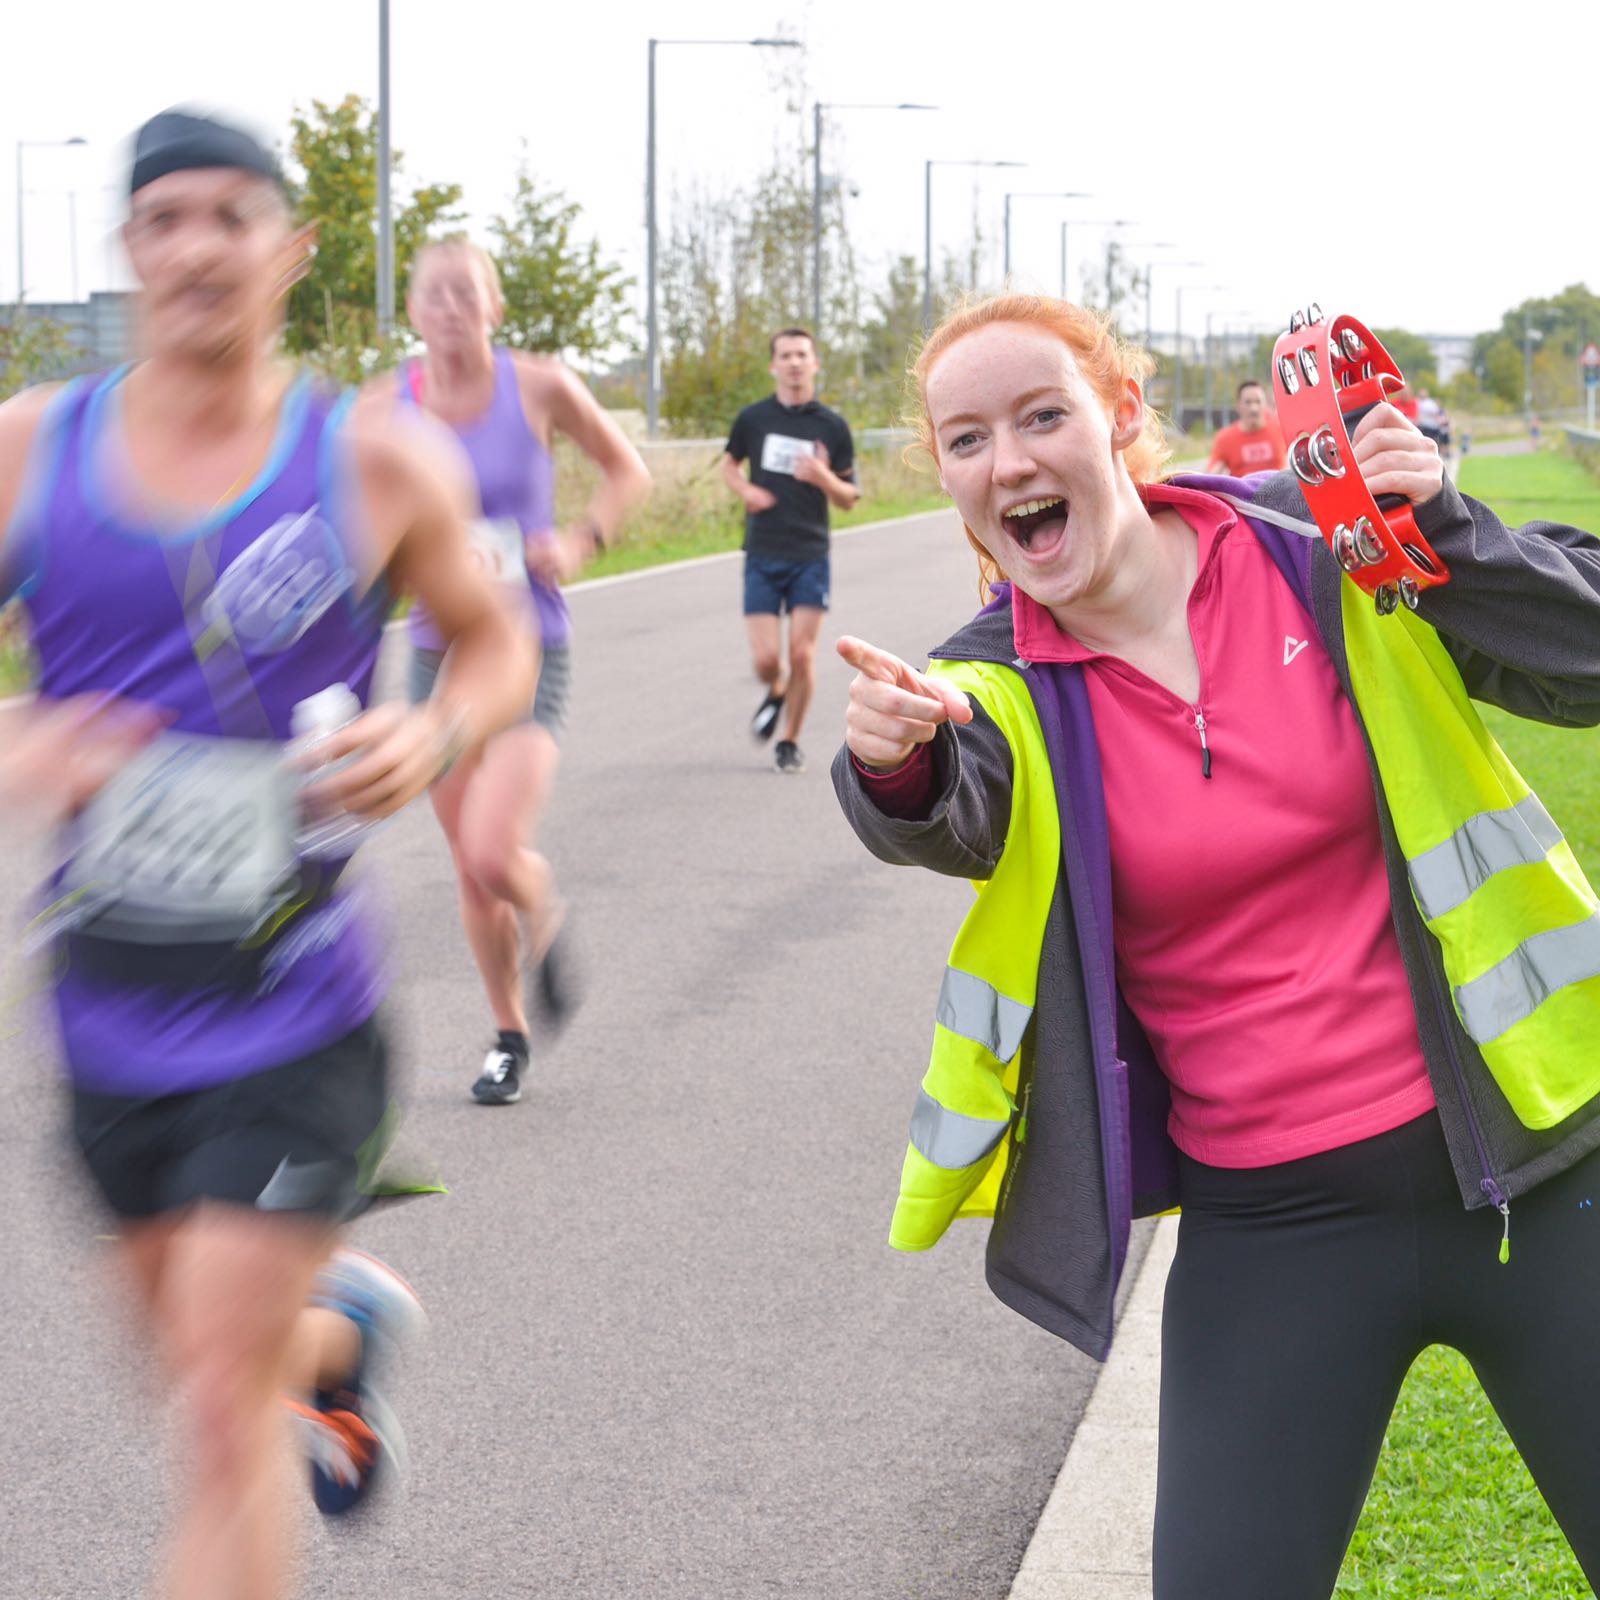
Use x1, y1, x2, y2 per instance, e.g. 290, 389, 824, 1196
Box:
1153, 1110, 1600, 1599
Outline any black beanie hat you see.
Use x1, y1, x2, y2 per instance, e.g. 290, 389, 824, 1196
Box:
129, 108, 286, 197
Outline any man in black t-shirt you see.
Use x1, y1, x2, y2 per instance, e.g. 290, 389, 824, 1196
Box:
720, 327, 859, 774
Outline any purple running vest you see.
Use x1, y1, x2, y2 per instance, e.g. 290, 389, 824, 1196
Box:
9, 368, 389, 1094
400, 347, 569, 649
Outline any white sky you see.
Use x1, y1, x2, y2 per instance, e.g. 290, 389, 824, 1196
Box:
6, 0, 1595, 345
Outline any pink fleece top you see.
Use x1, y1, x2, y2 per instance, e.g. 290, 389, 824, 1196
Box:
1014, 484, 1434, 1166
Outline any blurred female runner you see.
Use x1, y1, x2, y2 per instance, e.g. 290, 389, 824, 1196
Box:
368, 238, 649, 1105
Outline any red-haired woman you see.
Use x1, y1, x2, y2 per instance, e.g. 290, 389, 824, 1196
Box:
832, 294, 1600, 1596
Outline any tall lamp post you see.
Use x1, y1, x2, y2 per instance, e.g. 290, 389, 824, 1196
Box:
1001, 190, 1088, 281
646, 36, 802, 436
1203, 309, 1258, 432
1524, 313, 1542, 425
16, 135, 86, 311
923, 157, 1024, 329
1121, 241, 1177, 347
1057, 216, 1134, 301
1174, 282, 1227, 435
812, 102, 936, 340
377, 0, 393, 343
1135, 255, 1199, 413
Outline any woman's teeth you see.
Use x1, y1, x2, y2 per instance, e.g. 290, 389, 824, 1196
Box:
1003, 496, 1067, 550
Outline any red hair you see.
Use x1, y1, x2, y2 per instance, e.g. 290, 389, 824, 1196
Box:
910, 294, 1169, 598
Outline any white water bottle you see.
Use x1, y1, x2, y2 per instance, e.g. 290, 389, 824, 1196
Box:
291, 683, 381, 859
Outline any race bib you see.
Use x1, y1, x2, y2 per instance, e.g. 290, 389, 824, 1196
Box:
468, 517, 527, 585
759, 433, 817, 477
63, 734, 300, 943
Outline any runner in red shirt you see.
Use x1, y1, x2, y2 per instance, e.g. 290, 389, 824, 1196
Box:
1204, 378, 1286, 475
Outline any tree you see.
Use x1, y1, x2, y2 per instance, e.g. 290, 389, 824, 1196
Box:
845, 252, 974, 427
0, 312, 82, 401
1482, 336, 1525, 410
657, 153, 854, 436
657, 187, 760, 436
488, 153, 632, 363
1078, 237, 1144, 332
854, 254, 923, 423
1369, 328, 1439, 391
1470, 284, 1600, 410
281, 94, 464, 379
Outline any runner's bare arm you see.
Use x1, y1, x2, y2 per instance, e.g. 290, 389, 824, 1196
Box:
793, 443, 859, 510
368, 410, 534, 739
518, 357, 651, 548
720, 451, 775, 511
0, 382, 60, 591
0, 383, 167, 819
301, 409, 535, 819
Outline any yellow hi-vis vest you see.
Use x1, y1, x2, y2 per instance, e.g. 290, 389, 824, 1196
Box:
894, 591, 1600, 1254
1342, 585, 1600, 1129
891, 658, 1059, 1252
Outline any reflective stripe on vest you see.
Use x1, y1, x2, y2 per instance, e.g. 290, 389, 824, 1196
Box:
1341, 581, 1600, 1129
1408, 793, 1566, 920
890, 657, 1063, 1253
937, 966, 1032, 1061
1455, 913, 1600, 1043
909, 1086, 1011, 1169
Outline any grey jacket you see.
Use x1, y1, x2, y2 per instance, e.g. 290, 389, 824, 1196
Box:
833, 471, 1600, 1359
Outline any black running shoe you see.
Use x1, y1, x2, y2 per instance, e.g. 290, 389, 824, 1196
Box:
528, 912, 580, 1036
774, 739, 806, 774
471, 1039, 525, 1105
751, 689, 786, 742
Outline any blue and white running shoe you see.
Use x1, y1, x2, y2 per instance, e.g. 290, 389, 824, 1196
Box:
289, 1248, 425, 1515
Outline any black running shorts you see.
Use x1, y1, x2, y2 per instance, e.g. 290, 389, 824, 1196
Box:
70, 1016, 389, 1220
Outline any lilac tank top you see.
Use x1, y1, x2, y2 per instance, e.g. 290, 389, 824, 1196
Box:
401, 347, 569, 649
10, 368, 389, 1094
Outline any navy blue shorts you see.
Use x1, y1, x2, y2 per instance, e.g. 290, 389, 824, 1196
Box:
743, 554, 830, 616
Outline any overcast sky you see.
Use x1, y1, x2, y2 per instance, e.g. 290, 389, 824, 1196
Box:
6, 1, 1592, 344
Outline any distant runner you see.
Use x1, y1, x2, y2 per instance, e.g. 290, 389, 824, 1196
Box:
721, 327, 859, 773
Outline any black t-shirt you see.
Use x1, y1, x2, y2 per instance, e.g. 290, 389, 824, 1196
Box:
725, 395, 855, 562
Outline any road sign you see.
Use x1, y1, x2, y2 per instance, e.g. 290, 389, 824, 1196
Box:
1583, 342, 1600, 369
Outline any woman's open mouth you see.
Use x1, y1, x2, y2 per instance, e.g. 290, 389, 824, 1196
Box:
1001, 496, 1068, 560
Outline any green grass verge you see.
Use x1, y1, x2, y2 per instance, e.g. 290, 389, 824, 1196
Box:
579, 485, 949, 582
1334, 447, 1600, 1599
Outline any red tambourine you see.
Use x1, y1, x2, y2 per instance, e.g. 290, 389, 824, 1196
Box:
1271, 305, 1450, 614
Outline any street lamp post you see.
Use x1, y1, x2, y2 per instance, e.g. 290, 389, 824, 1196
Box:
812, 101, 935, 340
1137, 256, 1199, 409
923, 157, 1024, 330
1057, 216, 1134, 301
646, 37, 801, 437
1524, 313, 1542, 424
1204, 310, 1217, 435
1203, 309, 1258, 432
1121, 241, 1176, 349
15, 135, 86, 311
1001, 191, 1088, 281
377, 0, 393, 343
1173, 282, 1226, 435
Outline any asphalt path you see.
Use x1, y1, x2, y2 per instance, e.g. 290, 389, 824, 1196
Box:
2, 510, 1146, 1600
